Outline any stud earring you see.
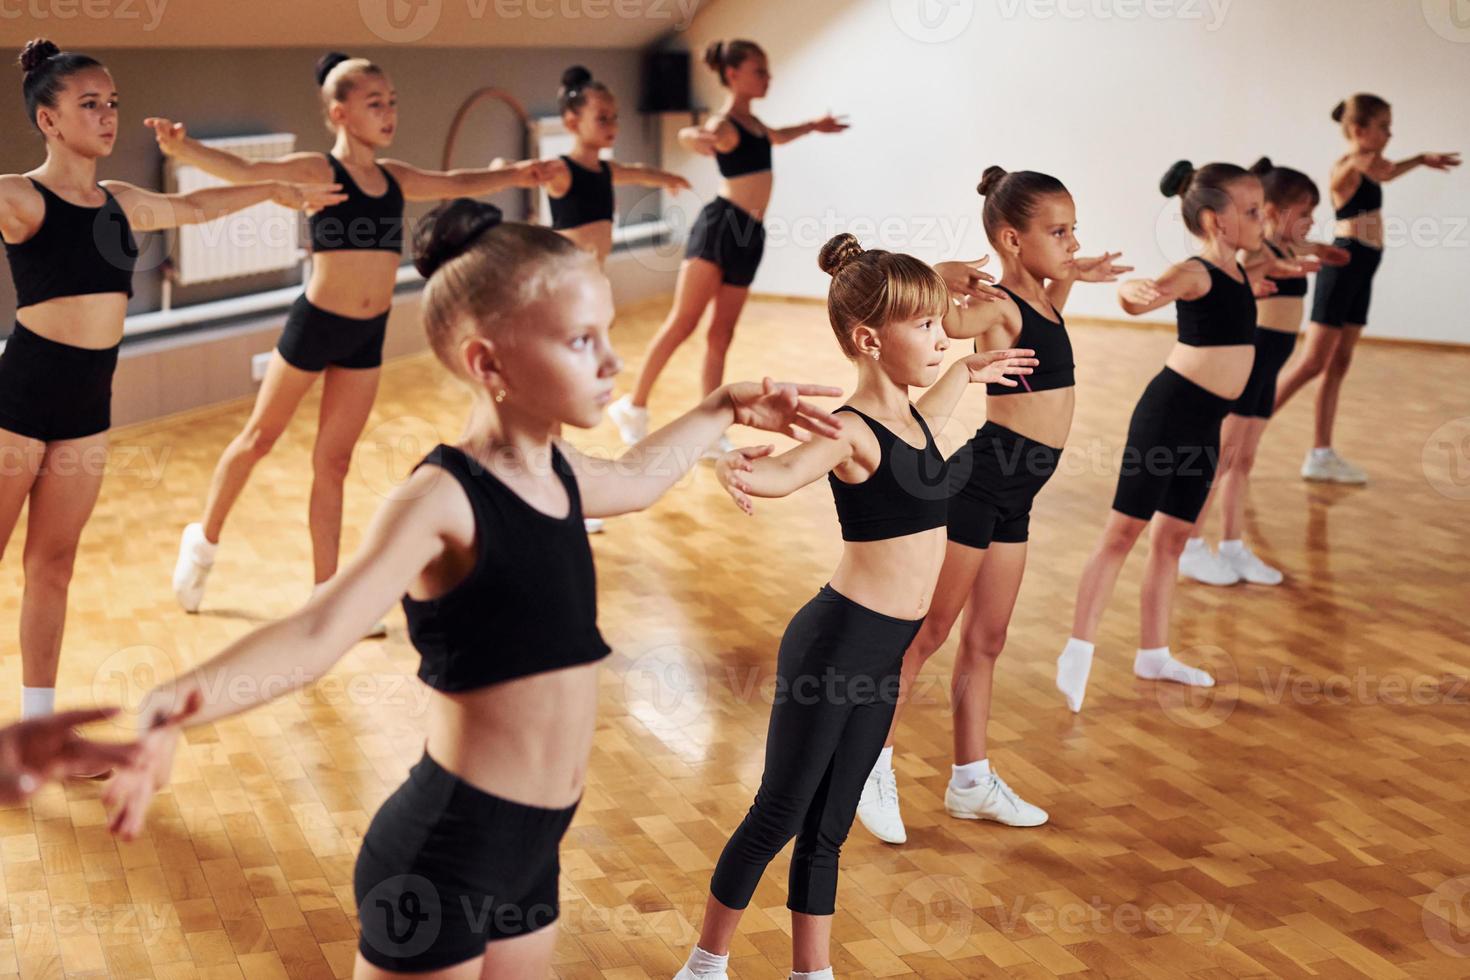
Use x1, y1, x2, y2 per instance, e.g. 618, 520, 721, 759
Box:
494, 389, 506, 404
870, 351, 880, 360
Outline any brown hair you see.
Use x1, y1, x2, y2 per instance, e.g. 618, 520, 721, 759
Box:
19, 38, 103, 132
976, 165, 1070, 241
1332, 93, 1390, 137
1249, 156, 1320, 209
314, 51, 385, 129
412, 199, 594, 380
817, 234, 949, 360
1160, 160, 1255, 237
559, 65, 611, 115
704, 39, 764, 86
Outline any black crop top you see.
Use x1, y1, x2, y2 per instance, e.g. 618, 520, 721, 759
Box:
549, 156, 615, 230
1334, 174, 1382, 219
1263, 240, 1308, 299
308, 154, 404, 254
4, 178, 136, 308
402, 444, 611, 692
828, 406, 948, 542
716, 117, 772, 178
1176, 258, 1257, 347
985, 284, 1075, 396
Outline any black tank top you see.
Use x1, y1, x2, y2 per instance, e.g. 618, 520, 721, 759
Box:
4, 178, 136, 308
1176, 258, 1257, 347
549, 156, 614, 230
985, 284, 1075, 396
1263, 240, 1308, 298
828, 406, 948, 542
716, 117, 772, 178
402, 444, 611, 692
308, 154, 404, 253
1334, 174, 1382, 219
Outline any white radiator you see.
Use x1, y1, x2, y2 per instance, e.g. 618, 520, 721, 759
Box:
168, 133, 303, 286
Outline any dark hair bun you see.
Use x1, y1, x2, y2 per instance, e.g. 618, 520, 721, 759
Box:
561, 65, 592, 90
19, 38, 59, 75
976, 165, 1008, 197
704, 40, 726, 72
818, 233, 864, 276
1249, 156, 1274, 176
1159, 159, 1195, 198
413, 199, 504, 279
1331, 101, 1346, 123
314, 51, 351, 86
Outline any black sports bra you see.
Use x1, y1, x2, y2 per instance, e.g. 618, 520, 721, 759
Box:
402, 444, 611, 693
1176, 258, 1257, 347
308, 154, 404, 254
828, 406, 948, 542
716, 117, 772, 179
549, 155, 614, 230
4, 178, 136, 308
1263, 240, 1308, 299
985, 284, 1075, 396
1334, 174, 1382, 219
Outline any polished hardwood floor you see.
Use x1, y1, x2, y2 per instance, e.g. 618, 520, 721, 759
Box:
1, 295, 1467, 978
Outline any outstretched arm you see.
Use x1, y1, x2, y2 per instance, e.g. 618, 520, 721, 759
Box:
1117, 259, 1209, 317
768, 113, 848, 144
609, 161, 691, 193
715, 419, 857, 514
381, 158, 553, 201
916, 349, 1037, 434
1047, 252, 1132, 311
143, 118, 329, 184
102, 180, 345, 232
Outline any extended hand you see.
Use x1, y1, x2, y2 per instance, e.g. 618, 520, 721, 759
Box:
727, 378, 844, 441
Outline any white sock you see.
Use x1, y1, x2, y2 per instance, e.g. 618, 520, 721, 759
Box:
790, 971, 833, 980
1310, 446, 1334, 459
685, 946, 728, 977
1133, 647, 1214, 687
21, 686, 55, 719
873, 745, 894, 774
1055, 637, 1094, 713
1219, 539, 1246, 557
190, 532, 218, 565
951, 758, 990, 789
1184, 536, 1207, 551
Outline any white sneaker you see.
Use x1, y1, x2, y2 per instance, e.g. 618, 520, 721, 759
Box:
945, 771, 1048, 827
584, 518, 605, 534
1178, 540, 1240, 586
607, 395, 648, 446
1220, 542, 1283, 585
1327, 452, 1368, 484
1302, 448, 1367, 484
172, 522, 215, 613
701, 434, 736, 461
856, 765, 906, 844
674, 967, 727, 980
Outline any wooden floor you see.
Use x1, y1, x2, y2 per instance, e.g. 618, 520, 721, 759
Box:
1, 295, 1467, 979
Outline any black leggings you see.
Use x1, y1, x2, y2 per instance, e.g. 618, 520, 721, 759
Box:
710, 585, 923, 916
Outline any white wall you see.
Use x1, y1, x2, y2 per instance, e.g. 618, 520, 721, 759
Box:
664, 0, 1470, 343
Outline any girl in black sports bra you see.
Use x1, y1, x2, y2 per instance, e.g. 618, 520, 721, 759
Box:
674, 234, 1034, 980
856, 167, 1130, 848
151, 51, 556, 630
610, 38, 849, 459
1181, 158, 1351, 589
1055, 161, 1284, 716
0, 38, 338, 757
537, 65, 689, 265
104, 198, 846, 978
1272, 93, 1459, 486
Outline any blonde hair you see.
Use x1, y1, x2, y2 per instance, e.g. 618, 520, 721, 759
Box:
313, 52, 385, 130
1332, 93, 1390, 137
818, 234, 949, 359
412, 200, 594, 381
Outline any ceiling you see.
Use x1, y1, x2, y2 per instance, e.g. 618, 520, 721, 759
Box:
1, 0, 719, 49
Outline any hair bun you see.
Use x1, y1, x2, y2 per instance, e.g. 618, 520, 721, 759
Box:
1159, 159, 1195, 198
1249, 156, 1274, 176
818, 233, 865, 276
1331, 100, 1346, 123
314, 51, 351, 86
561, 65, 592, 91
976, 165, 1008, 197
704, 40, 726, 72
19, 38, 59, 75
413, 199, 504, 279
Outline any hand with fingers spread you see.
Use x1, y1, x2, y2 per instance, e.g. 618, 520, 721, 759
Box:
1073, 251, 1134, 283
1251, 276, 1280, 299
103, 688, 203, 841
716, 445, 774, 515
143, 116, 188, 157
662, 173, 693, 193
1315, 242, 1352, 266
963, 348, 1038, 388
934, 256, 1005, 307
270, 182, 347, 215
811, 113, 849, 135
1422, 151, 1461, 171
1118, 278, 1163, 313
0, 709, 143, 802
726, 378, 845, 442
